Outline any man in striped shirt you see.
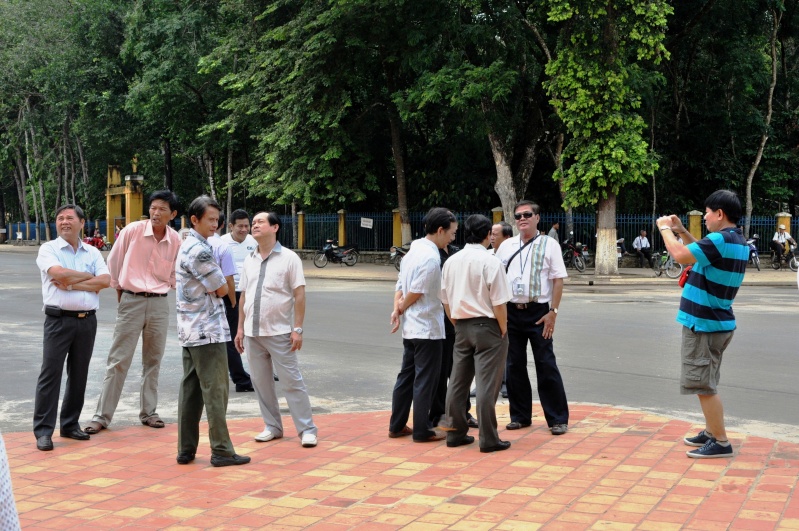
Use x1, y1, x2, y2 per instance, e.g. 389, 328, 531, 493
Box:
657, 190, 748, 459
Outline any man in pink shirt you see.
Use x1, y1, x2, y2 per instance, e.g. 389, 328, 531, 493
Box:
85, 191, 181, 433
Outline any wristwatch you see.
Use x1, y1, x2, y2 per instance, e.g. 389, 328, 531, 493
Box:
549, 307, 558, 314
293, 327, 303, 335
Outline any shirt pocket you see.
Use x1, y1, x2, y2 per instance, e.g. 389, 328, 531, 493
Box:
152, 254, 175, 284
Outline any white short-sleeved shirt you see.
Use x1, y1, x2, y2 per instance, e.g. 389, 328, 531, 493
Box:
441, 243, 511, 319
36, 237, 109, 311
220, 233, 258, 290
395, 237, 444, 340
208, 234, 236, 277
495, 233, 567, 304
239, 242, 305, 337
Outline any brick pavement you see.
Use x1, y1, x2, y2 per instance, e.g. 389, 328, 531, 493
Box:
6, 404, 799, 530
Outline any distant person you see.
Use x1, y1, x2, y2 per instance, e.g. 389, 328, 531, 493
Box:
491, 221, 513, 254
657, 190, 747, 458
175, 196, 249, 467
34, 205, 110, 451
235, 212, 318, 448
770, 224, 796, 264
633, 229, 653, 268
388, 208, 457, 442
547, 221, 560, 242
85, 191, 181, 435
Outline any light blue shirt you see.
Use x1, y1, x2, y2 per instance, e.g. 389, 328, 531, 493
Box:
36, 237, 108, 311
220, 233, 258, 290
395, 237, 444, 340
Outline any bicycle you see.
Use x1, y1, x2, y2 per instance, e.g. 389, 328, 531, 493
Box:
652, 250, 684, 279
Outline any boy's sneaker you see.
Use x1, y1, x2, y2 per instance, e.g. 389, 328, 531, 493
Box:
683, 430, 712, 447
686, 439, 733, 459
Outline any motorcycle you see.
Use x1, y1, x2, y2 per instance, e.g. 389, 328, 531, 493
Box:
82, 233, 111, 251
331, 240, 360, 264
313, 239, 358, 268
561, 232, 586, 272
746, 234, 760, 271
389, 244, 409, 272
771, 243, 798, 272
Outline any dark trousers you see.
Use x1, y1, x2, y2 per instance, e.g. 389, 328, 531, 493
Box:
444, 318, 507, 448
770, 240, 786, 260
636, 247, 653, 268
389, 338, 442, 440
506, 303, 569, 427
224, 292, 251, 388
429, 321, 471, 425
33, 315, 97, 438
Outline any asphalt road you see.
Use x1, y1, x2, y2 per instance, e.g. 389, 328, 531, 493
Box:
1, 251, 797, 442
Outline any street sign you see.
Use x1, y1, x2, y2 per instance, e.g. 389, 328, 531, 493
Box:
360, 217, 373, 229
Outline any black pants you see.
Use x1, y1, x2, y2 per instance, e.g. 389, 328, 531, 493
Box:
636, 247, 653, 268
429, 320, 471, 425
33, 314, 97, 438
506, 302, 569, 427
224, 292, 252, 389
389, 338, 442, 440
770, 240, 786, 261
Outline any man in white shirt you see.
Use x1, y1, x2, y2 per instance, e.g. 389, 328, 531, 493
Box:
440, 215, 512, 452
633, 229, 654, 268
491, 221, 513, 254
770, 224, 796, 264
389, 207, 457, 442
495, 200, 569, 436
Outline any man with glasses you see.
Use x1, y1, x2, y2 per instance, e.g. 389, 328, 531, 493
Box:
494, 200, 570, 436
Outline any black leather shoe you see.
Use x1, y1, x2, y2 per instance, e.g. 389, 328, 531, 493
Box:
236, 386, 255, 392
36, 435, 53, 451
505, 421, 531, 430
210, 454, 251, 467
446, 435, 475, 448
60, 428, 90, 440
466, 417, 479, 429
176, 452, 196, 465
480, 440, 511, 453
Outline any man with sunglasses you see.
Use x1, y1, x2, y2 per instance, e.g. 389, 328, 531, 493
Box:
494, 200, 569, 436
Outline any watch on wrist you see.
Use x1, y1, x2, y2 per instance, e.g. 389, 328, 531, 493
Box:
549, 307, 558, 314
293, 327, 303, 335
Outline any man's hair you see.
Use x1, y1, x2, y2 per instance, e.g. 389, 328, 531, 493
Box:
254, 211, 281, 236
513, 200, 540, 215
187, 195, 221, 227
552, 221, 559, 227
464, 215, 493, 244
704, 190, 742, 223
149, 190, 179, 212
423, 207, 456, 235
229, 209, 250, 225
56, 204, 85, 221
498, 221, 513, 238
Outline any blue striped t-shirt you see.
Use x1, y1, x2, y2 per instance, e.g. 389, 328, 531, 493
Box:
677, 228, 747, 332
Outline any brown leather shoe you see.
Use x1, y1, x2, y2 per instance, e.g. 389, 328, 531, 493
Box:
413, 433, 445, 443
388, 425, 413, 438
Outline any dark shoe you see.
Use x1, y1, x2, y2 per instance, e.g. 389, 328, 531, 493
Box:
388, 425, 413, 438
60, 428, 90, 441
500, 384, 508, 398
83, 421, 105, 435
505, 421, 531, 430
686, 439, 733, 459
684, 429, 712, 447
176, 452, 195, 465
550, 424, 568, 435
210, 454, 251, 467
480, 440, 511, 453
36, 435, 53, 451
273, 374, 279, 381
466, 417, 479, 429
236, 385, 255, 392
447, 435, 475, 448
413, 433, 445, 443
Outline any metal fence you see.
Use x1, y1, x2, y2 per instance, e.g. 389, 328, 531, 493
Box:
9, 220, 109, 242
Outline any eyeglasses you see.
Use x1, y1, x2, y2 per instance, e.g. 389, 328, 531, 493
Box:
514, 212, 535, 220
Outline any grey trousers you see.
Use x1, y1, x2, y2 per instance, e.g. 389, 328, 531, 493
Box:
444, 317, 508, 449
92, 293, 169, 427
245, 334, 317, 438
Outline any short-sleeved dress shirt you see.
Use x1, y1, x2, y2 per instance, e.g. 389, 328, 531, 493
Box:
36, 237, 109, 311
395, 237, 445, 340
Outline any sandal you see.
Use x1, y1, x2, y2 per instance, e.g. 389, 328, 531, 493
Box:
83, 421, 105, 435
142, 417, 165, 429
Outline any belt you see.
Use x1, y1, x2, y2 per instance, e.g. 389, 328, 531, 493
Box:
123, 290, 168, 298
45, 306, 96, 319
508, 301, 545, 310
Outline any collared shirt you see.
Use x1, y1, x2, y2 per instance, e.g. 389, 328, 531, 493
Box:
548, 228, 559, 241
107, 220, 181, 294
773, 230, 793, 244
239, 241, 305, 337
441, 244, 511, 319
495, 234, 567, 304
208, 234, 236, 277
633, 236, 650, 250
220, 233, 258, 290
37, 237, 109, 311
175, 229, 229, 347
395, 237, 445, 340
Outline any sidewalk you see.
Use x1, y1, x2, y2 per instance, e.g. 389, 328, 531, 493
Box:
6, 404, 798, 530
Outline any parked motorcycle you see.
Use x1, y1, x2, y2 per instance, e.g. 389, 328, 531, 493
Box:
746, 234, 760, 271
389, 244, 409, 271
313, 239, 358, 268
561, 232, 586, 272
331, 240, 360, 264
771, 243, 798, 272
82, 233, 111, 251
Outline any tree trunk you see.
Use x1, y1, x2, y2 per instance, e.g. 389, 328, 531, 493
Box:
487, 131, 518, 228
387, 110, 411, 243
292, 200, 298, 249
75, 135, 89, 206
744, 9, 780, 238
595, 192, 618, 276
226, 146, 233, 226
39, 179, 51, 241
549, 133, 573, 237
30, 181, 40, 244
162, 136, 174, 190
203, 151, 217, 201
13, 145, 30, 222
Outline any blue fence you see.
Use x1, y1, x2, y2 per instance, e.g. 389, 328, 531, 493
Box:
9, 220, 109, 241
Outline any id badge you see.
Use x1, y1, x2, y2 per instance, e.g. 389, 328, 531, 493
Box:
512, 278, 525, 296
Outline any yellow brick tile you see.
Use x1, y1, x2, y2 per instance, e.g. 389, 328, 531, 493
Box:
382, 468, 419, 477
226, 497, 271, 509
645, 471, 681, 480
116, 507, 154, 518
272, 496, 317, 509
495, 521, 543, 530
372, 512, 417, 525
304, 469, 338, 477
430, 503, 474, 516
402, 523, 446, 531
611, 502, 651, 514
509, 460, 545, 469
165, 507, 204, 519
396, 462, 432, 471
461, 487, 502, 497
676, 478, 715, 489
505, 486, 544, 497
375, 456, 406, 463
738, 510, 780, 521
46, 501, 90, 512
404, 494, 448, 507
591, 520, 636, 530
79, 477, 123, 488
13, 466, 45, 474
616, 465, 650, 473
417, 512, 462, 524
14, 501, 47, 512
66, 508, 110, 520
394, 481, 431, 491
449, 522, 495, 531
778, 518, 799, 529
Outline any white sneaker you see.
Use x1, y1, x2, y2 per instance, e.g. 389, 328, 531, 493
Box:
301, 433, 318, 448
255, 428, 276, 442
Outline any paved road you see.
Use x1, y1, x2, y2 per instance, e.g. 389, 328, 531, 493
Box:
1, 250, 797, 443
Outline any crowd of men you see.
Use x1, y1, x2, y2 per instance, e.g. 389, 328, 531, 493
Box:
32, 189, 749, 466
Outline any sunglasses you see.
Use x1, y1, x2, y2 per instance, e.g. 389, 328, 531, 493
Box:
514, 212, 535, 220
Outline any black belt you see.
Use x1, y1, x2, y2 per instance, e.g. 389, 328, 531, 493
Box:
45, 306, 96, 319
508, 301, 546, 310
123, 290, 168, 298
